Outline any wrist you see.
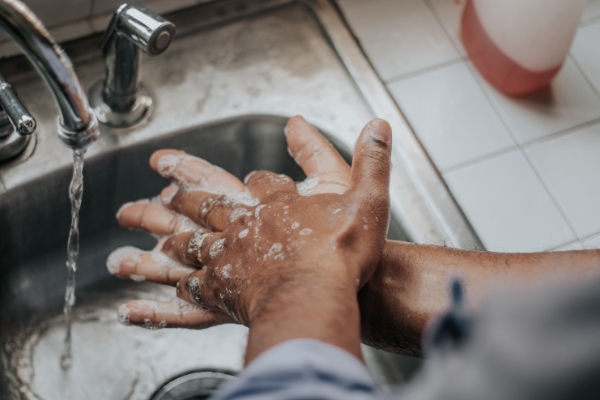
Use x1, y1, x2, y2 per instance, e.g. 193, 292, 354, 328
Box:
244, 268, 363, 365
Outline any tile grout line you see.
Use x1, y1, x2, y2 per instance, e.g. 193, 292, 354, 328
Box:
423, 0, 465, 58
441, 144, 519, 175
521, 116, 600, 149
570, 51, 600, 99
384, 57, 464, 85
443, 113, 600, 173
520, 147, 581, 240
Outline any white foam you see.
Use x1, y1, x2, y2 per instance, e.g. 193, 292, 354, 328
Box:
156, 154, 182, 175
209, 238, 226, 259
172, 297, 205, 311
188, 275, 202, 303
291, 222, 300, 229
297, 175, 319, 196
129, 274, 145, 282
187, 231, 209, 262
299, 228, 312, 236
117, 304, 131, 325
176, 216, 199, 233
238, 229, 249, 238
230, 208, 252, 223
221, 264, 232, 278
254, 204, 266, 218
106, 246, 141, 275
143, 318, 167, 330
332, 208, 342, 215
268, 243, 283, 258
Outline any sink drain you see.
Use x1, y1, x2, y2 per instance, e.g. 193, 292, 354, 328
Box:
150, 370, 237, 400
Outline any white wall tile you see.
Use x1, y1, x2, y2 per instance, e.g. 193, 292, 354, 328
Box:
583, 233, 600, 249
388, 62, 515, 171
526, 123, 600, 239
471, 58, 600, 144
337, 0, 459, 81
444, 149, 576, 252
581, 0, 600, 24
572, 22, 600, 94
426, 0, 466, 57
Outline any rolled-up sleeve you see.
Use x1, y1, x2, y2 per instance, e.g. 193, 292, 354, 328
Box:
212, 339, 394, 400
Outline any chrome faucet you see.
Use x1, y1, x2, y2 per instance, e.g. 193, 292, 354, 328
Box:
89, 4, 175, 128
0, 72, 35, 161
0, 0, 98, 156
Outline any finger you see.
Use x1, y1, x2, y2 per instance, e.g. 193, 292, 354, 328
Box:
118, 299, 232, 329
106, 245, 196, 285
150, 149, 245, 192
161, 230, 225, 266
285, 116, 351, 194
177, 270, 211, 308
245, 170, 297, 202
348, 119, 392, 213
161, 186, 251, 231
117, 200, 199, 236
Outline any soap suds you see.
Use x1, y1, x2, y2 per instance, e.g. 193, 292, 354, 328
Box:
297, 175, 319, 196
221, 264, 232, 278
239, 229, 249, 238
254, 204, 266, 218
291, 222, 300, 229
299, 228, 312, 236
117, 304, 131, 325
106, 246, 141, 275
156, 154, 182, 175
209, 238, 226, 258
143, 319, 167, 330
230, 208, 252, 223
129, 274, 145, 282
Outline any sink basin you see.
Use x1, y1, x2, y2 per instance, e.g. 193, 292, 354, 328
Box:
0, 0, 478, 397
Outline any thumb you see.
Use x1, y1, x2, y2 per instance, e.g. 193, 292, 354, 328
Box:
348, 119, 392, 206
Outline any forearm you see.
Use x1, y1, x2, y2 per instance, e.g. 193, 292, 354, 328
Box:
359, 240, 600, 356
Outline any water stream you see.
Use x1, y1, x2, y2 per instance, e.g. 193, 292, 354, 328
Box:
60, 149, 86, 370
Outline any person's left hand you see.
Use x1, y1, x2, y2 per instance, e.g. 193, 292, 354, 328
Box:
110, 117, 392, 331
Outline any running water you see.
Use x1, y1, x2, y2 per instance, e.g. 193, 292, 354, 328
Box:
60, 149, 86, 370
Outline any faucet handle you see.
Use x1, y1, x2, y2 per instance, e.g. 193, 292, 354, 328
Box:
89, 4, 176, 129
102, 4, 175, 56
0, 74, 35, 137
0, 74, 34, 162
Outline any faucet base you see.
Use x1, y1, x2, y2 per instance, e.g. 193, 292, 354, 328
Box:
0, 130, 30, 163
89, 80, 154, 129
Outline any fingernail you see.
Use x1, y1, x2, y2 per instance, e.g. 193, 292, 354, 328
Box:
156, 154, 181, 176
161, 185, 179, 204
106, 246, 141, 275
116, 201, 133, 219
117, 304, 131, 325
368, 119, 391, 145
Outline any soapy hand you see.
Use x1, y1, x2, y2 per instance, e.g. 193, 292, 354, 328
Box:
110, 117, 392, 330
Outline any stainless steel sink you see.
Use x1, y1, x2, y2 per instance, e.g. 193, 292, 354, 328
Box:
0, 0, 479, 398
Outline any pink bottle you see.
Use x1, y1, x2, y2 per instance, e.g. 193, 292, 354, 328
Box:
461, 0, 588, 96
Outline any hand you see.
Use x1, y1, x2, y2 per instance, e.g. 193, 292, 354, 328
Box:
109, 117, 393, 341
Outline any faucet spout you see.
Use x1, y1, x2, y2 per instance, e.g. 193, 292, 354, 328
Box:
0, 0, 98, 149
